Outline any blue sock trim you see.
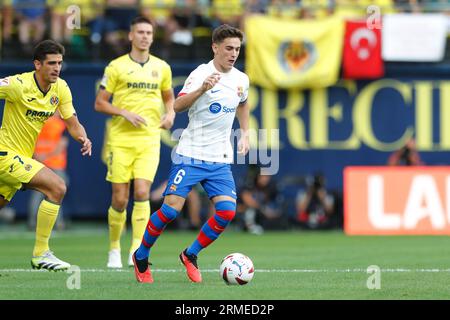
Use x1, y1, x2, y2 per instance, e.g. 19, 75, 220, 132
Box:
215, 201, 236, 212
161, 203, 179, 221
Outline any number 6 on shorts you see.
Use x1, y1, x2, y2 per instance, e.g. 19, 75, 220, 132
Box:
173, 169, 186, 184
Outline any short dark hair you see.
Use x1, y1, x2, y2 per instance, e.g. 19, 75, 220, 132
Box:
212, 24, 244, 44
130, 16, 153, 29
33, 40, 65, 62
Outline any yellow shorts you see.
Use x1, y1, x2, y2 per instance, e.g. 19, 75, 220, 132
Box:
0, 149, 44, 201
106, 142, 160, 183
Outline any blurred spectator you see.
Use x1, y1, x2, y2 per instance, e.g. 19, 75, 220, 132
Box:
48, 0, 75, 45
28, 111, 69, 231
238, 165, 283, 235
211, 0, 244, 28
387, 138, 424, 166
13, 0, 47, 53
241, 0, 269, 30
331, 0, 395, 18
295, 172, 335, 230
141, 0, 176, 30
425, 0, 450, 14
244, 0, 270, 15
165, 0, 211, 46
101, 0, 139, 56
2, 1, 14, 43
267, 0, 301, 19
47, 0, 105, 51
394, 0, 422, 13
300, 0, 332, 19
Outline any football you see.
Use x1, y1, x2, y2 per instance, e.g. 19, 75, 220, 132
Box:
219, 253, 254, 285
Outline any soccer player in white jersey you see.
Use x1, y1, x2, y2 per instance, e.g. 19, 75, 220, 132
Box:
132, 24, 250, 283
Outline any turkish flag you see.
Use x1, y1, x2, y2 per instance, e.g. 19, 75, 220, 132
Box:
343, 20, 384, 79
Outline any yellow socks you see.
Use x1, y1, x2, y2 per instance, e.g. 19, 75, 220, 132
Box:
33, 200, 60, 257
130, 201, 150, 254
108, 206, 127, 251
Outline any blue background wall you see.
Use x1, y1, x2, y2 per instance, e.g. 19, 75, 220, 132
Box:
1, 63, 450, 217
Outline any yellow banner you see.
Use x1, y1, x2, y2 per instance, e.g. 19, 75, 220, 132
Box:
245, 16, 344, 90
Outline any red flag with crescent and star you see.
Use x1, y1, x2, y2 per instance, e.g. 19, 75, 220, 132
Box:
343, 20, 384, 79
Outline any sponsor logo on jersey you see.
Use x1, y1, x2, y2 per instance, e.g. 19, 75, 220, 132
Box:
222, 106, 236, 113
127, 82, 158, 89
209, 102, 222, 114
25, 110, 55, 123
209, 103, 236, 114
50, 96, 59, 106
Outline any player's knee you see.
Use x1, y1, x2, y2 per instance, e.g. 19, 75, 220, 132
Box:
163, 194, 185, 212
48, 178, 66, 203
112, 196, 128, 212
134, 189, 149, 201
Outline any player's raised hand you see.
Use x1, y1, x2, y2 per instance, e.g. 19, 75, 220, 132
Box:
78, 136, 92, 156
237, 135, 249, 156
159, 111, 175, 130
201, 72, 221, 92
121, 109, 147, 127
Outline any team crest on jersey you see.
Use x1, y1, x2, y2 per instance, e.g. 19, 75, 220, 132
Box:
0, 77, 9, 86
24, 164, 32, 171
169, 184, 177, 192
151, 70, 158, 78
237, 86, 243, 98
50, 96, 59, 106
278, 40, 317, 73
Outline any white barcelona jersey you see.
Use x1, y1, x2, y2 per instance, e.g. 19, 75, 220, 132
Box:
176, 60, 249, 163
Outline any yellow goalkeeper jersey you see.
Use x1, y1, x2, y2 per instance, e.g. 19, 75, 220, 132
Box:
100, 54, 173, 146
0, 72, 75, 157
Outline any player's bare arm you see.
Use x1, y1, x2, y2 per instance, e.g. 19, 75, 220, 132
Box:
95, 88, 147, 127
159, 89, 176, 129
174, 72, 221, 113
63, 115, 92, 156
236, 101, 250, 155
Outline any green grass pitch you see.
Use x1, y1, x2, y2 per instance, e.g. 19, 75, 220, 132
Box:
1, 223, 450, 300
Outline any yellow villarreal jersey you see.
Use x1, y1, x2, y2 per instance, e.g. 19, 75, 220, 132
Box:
0, 72, 75, 157
100, 54, 172, 146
